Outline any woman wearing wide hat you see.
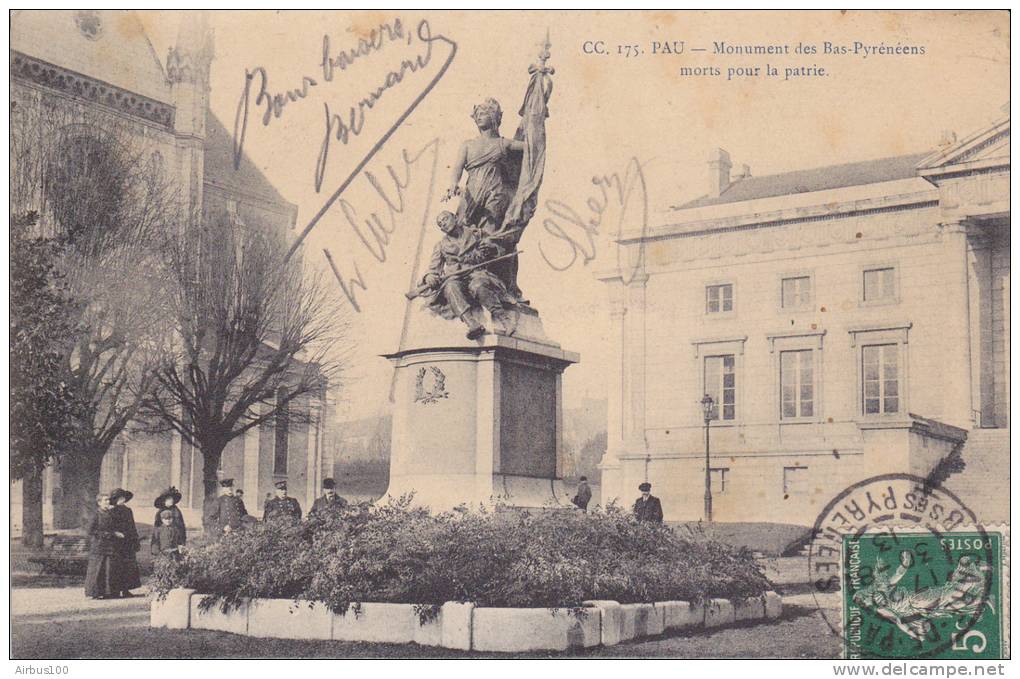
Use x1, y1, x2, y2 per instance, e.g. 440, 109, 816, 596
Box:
108, 488, 142, 597
84, 492, 119, 599
153, 487, 187, 545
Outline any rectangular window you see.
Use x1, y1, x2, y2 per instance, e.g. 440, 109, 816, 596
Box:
706, 284, 733, 314
863, 267, 896, 302
780, 349, 814, 419
704, 355, 736, 420
274, 392, 289, 475
710, 468, 729, 494
783, 466, 808, 496
862, 344, 899, 414
781, 276, 812, 310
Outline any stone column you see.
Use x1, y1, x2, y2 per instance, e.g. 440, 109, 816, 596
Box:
623, 274, 650, 457
1000, 261, 1010, 427
242, 406, 262, 506
305, 398, 319, 509
940, 219, 974, 429
598, 276, 625, 501
967, 234, 994, 426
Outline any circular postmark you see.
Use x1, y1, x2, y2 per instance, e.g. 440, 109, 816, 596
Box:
808, 473, 996, 659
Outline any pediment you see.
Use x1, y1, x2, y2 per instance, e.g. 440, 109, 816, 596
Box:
917, 111, 1010, 175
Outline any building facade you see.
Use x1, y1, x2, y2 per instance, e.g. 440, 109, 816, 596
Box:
10, 10, 330, 530
598, 113, 1009, 525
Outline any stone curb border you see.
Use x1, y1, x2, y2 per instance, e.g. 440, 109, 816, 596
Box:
151, 589, 782, 653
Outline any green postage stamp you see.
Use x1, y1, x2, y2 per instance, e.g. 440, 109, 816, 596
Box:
842, 530, 1004, 659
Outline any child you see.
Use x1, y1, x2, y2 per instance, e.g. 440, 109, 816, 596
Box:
151, 509, 185, 559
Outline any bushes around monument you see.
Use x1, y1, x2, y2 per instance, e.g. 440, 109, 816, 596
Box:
151, 497, 771, 620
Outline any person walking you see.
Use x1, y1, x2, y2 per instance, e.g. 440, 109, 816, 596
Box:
109, 488, 142, 597
572, 476, 592, 511
84, 493, 118, 599
153, 487, 186, 545
633, 482, 664, 523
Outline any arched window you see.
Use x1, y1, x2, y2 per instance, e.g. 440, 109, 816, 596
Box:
44, 128, 128, 256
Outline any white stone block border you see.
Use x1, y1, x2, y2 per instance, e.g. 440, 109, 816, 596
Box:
151, 590, 782, 653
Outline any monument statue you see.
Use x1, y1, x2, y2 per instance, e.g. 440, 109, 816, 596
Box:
419, 211, 517, 339
414, 32, 554, 338
386, 33, 576, 512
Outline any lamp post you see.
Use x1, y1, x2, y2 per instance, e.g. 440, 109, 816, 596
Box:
700, 394, 714, 522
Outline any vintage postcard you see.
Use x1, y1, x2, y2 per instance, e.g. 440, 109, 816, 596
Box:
8, 9, 1010, 665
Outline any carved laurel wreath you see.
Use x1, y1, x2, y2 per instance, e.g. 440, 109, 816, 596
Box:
414, 366, 449, 405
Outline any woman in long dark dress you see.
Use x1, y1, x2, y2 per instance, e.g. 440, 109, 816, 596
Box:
84, 493, 119, 599
152, 487, 186, 545
109, 488, 141, 597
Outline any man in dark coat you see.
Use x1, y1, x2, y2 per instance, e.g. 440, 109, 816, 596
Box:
263, 480, 302, 522
633, 482, 664, 523
572, 476, 592, 511
206, 478, 247, 536
309, 478, 348, 519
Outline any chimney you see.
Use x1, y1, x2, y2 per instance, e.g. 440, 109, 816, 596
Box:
734, 163, 751, 181
708, 148, 732, 197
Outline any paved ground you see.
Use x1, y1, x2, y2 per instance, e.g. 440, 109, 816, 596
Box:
11, 584, 843, 659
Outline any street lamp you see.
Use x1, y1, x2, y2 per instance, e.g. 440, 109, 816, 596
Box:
700, 394, 714, 522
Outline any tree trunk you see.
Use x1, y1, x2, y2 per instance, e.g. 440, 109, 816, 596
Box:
200, 445, 225, 536
54, 450, 105, 530
21, 465, 45, 549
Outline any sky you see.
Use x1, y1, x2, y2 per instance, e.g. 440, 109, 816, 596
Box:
137, 10, 1009, 422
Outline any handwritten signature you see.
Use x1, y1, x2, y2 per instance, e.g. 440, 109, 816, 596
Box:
231, 17, 457, 266
537, 157, 650, 283
232, 18, 407, 171
323, 139, 440, 313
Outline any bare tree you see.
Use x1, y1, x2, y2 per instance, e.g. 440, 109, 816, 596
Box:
10, 96, 179, 527
143, 213, 348, 521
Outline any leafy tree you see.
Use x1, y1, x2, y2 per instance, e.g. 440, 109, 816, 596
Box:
9, 212, 87, 546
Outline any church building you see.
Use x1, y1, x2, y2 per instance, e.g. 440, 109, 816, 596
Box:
10, 10, 330, 530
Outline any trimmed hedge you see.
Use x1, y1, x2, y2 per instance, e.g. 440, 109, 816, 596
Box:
151, 498, 771, 616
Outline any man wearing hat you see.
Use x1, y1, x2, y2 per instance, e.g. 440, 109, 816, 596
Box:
309, 478, 348, 519
206, 478, 247, 537
633, 482, 664, 523
263, 480, 302, 522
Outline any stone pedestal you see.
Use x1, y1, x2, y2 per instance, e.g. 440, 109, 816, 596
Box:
383, 305, 579, 510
